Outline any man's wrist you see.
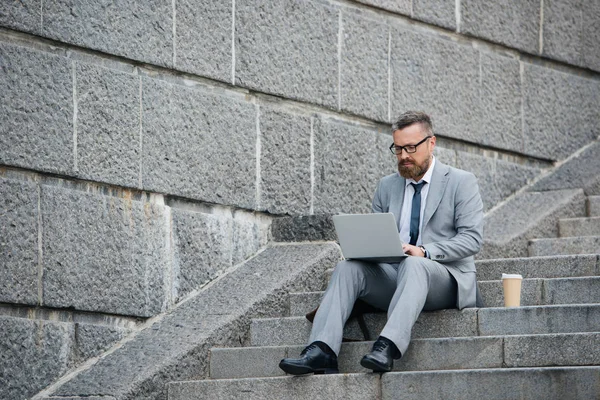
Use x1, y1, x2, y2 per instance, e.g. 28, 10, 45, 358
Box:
419, 245, 429, 259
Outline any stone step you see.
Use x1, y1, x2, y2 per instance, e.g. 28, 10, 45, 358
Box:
168, 367, 600, 400
559, 216, 600, 237
288, 276, 600, 317
251, 304, 600, 346
209, 332, 600, 379
528, 236, 600, 257
589, 196, 600, 216
474, 254, 599, 281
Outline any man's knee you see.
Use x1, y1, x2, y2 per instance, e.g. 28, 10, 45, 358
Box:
331, 260, 368, 283
397, 257, 429, 280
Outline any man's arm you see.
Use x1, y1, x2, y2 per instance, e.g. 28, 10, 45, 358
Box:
422, 172, 484, 262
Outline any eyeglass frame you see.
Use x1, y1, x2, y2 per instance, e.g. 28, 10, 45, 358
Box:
389, 136, 432, 155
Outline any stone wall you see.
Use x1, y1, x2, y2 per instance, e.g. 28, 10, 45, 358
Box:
1, 0, 599, 398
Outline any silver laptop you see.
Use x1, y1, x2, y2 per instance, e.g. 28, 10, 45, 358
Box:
332, 213, 408, 263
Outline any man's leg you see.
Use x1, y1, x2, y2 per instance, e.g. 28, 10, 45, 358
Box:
378, 256, 457, 356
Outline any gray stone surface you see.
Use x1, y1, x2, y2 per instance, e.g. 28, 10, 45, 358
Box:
433, 146, 456, 167
259, 107, 311, 215
271, 215, 337, 242
522, 64, 600, 160
478, 279, 542, 308
252, 309, 478, 346
235, 0, 338, 108
289, 291, 322, 316
475, 254, 600, 281
589, 196, 600, 216
172, 209, 233, 301
43, 0, 173, 68
390, 29, 481, 145
413, 0, 456, 30
72, 323, 130, 364
581, 1, 600, 72
542, 0, 582, 68
210, 346, 287, 379
0, 178, 39, 305
41, 184, 168, 317
479, 52, 523, 153
175, 0, 232, 82
504, 332, 600, 367
230, 211, 271, 265
41, 397, 116, 400
544, 277, 600, 306
313, 118, 392, 214
559, 216, 600, 237
142, 79, 256, 209
340, 11, 388, 121
478, 304, 600, 336
461, 0, 540, 54
455, 152, 539, 211
0, 316, 71, 400
0, 43, 73, 175
0, 0, 41, 34
480, 189, 586, 259
76, 63, 141, 188
169, 373, 380, 400
353, 0, 411, 15
530, 142, 600, 195
529, 236, 600, 257
381, 367, 600, 400
50, 244, 340, 399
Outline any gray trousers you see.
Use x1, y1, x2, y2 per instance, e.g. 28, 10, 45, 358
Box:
309, 257, 457, 356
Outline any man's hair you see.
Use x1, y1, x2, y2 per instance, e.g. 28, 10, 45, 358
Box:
392, 111, 433, 137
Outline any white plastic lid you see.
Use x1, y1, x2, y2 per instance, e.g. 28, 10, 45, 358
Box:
502, 273, 523, 279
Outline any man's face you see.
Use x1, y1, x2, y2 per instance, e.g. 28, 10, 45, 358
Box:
392, 123, 436, 181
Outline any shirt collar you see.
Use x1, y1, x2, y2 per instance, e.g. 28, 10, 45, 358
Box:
404, 156, 436, 187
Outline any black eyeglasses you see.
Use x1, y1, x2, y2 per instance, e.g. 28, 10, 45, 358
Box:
389, 136, 432, 155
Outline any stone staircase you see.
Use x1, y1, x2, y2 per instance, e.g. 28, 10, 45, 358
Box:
166, 196, 600, 399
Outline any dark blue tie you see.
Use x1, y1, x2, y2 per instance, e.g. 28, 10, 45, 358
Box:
409, 182, 426, 246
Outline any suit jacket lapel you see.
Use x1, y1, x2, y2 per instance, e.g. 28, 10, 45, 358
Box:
389, 174, 406, 231
422, 161, 450, 230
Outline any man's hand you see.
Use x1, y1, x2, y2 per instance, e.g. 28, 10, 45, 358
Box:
402, 243, 425, 257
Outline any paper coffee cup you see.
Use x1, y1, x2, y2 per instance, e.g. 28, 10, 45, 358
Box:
502, 273, 523, 307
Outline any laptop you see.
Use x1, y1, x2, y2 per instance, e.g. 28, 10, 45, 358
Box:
332, 213, 408, 263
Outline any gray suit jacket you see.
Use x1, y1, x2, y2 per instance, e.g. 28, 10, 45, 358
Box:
371, 160, 484, 309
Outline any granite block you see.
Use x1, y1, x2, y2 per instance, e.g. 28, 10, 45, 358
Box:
390, 29, 480, 145
461, 0, 540, 54
235, 0, 338, 108
313, 118, 389, 214
340, 11, 389, 121
478, 279, 542, 307
544, 277, 600, 305
41, 184, 168, 317
559, 216, 600, 237
0, 0, 41, 34
142, 78, 256, 209
72, 323, 130, 364
76, 63, 141, 188
504, 332, 600, 367
43, 0, 173, 68
588, 196, 600, 216
382, 367, 600, 400
172, 209, 233, 301
259, 107, 311, 215
581, 1, 600, 72
0, 316, 71, 400
528, 236, 600, 257
0, 178, 39, 305
530, 142, 600, 195
479, 52, 523, 153
175, 0, 232, 82
271, 214, 337, 242
542, 0, 583, 66
0, 43, 73, 175
522, 64, 600, 160
210, 346, 287, 379
413, 0, 456, 30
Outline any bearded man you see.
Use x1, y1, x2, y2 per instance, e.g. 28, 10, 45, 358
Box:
279, 111, 484, 374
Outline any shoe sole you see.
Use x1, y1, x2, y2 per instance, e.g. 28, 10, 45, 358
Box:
360, 357, 392, 373
279, 361, 339, 376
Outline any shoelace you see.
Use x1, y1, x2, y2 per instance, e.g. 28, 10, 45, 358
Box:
372, 340, 389, 352
300, 343, 318, 356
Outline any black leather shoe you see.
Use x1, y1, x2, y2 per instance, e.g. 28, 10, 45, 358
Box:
360, 336, 401, 372
279, 342, 339, 375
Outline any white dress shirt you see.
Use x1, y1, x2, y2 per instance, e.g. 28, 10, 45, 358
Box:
398, 156, 436, 246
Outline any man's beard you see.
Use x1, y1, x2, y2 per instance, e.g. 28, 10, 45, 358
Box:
398, 155, 431, 180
